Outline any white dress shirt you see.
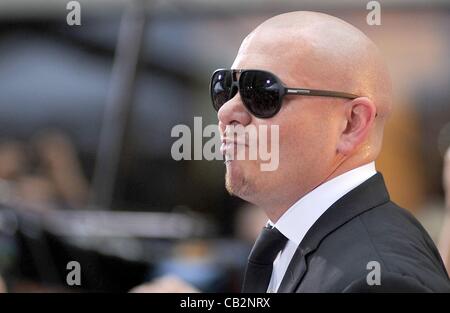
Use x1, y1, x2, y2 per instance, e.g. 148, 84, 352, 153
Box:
266, 162, 377, 292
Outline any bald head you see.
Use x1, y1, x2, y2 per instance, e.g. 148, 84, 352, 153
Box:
233, 11, 392, 159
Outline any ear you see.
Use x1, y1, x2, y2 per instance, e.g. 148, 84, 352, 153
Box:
337, 97, 377, 155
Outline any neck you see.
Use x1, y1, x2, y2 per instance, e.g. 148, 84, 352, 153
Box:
262, 157, 375, 223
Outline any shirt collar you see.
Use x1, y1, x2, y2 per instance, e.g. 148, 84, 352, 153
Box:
268, 162, 377, 246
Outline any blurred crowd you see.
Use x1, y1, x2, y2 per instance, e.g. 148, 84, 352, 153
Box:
0, 129, 270, 292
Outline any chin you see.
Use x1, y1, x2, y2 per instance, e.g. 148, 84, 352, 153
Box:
224, 160, 254, 199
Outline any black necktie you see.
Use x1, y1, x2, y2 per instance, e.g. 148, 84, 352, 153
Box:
242, 225, 288, 293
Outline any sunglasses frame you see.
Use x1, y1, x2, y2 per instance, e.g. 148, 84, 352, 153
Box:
210, 68, 360, 118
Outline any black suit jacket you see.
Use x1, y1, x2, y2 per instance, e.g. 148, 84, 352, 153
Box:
276, 173, 450, 292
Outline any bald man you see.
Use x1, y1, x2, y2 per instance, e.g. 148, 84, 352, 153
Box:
210, 12, 450, 292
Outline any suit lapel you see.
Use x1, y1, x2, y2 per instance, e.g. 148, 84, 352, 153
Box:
277, 172, 390, 292
277, 246, 310, 292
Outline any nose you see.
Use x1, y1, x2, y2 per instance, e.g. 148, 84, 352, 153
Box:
217, 91, 252, 133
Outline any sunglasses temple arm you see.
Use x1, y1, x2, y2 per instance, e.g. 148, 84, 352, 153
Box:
284, 87, 378, 116
285, 87, 359, 99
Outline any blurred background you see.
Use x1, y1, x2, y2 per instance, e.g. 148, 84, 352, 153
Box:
0, 0, 450, 292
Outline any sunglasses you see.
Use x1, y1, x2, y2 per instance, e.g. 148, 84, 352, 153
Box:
210, 69, 359, 118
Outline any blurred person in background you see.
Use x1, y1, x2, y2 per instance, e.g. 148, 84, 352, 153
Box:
234, 203, 268, 244
213, 11, 450, 292
0, 130, 89, 211
31, 130, 89, 208
438, 148, 450, 272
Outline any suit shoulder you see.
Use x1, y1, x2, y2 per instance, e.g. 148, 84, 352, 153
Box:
340, 201, 450, 291
357, 201, 443, 269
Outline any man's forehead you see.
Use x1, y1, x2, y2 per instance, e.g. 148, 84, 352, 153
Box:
231, 45, 312, 86
233, 28, 315, 65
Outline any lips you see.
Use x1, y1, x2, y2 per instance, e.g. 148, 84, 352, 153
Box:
220, 137, 248, 156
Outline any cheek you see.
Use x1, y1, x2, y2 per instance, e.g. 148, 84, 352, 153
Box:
278, 114, 335, 167
280, 117, 315, 151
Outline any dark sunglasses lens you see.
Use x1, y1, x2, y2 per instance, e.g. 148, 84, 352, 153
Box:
211, 70, 233, 111
239, 71, 281, 118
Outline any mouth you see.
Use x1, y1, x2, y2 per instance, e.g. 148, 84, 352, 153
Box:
220, 137, 248, 157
